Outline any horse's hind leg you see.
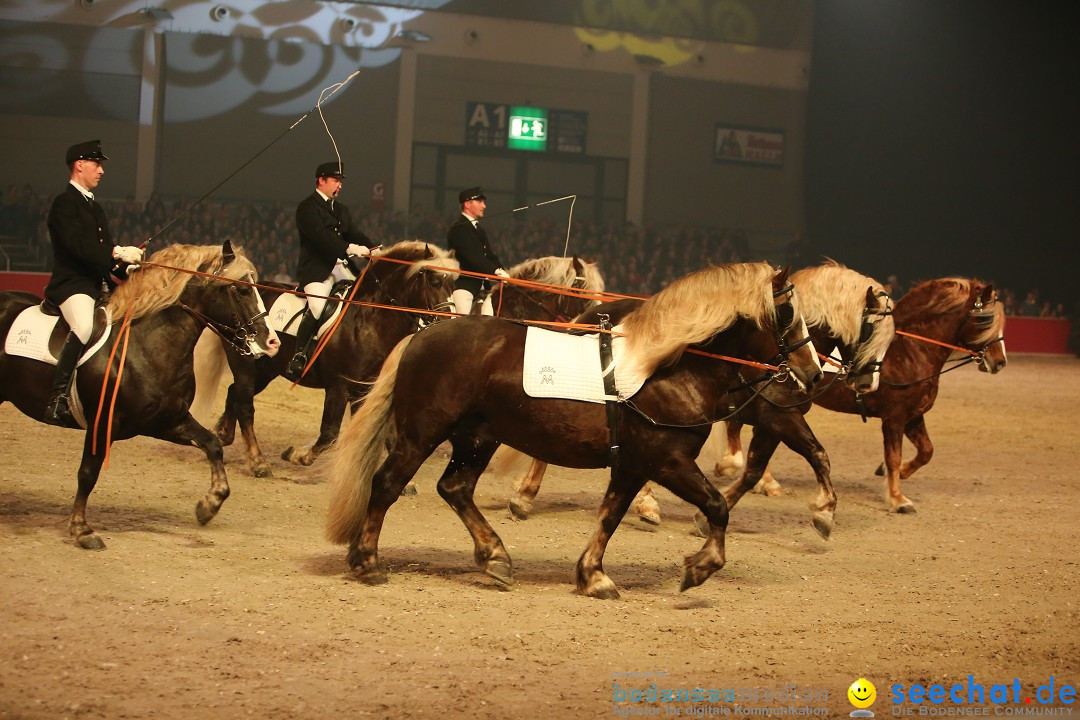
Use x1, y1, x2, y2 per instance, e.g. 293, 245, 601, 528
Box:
900, 415, 933, 480
349, 446, 435, 584
69, 434, 108, 550
508, 458, 547, 520
282, 385, 348, 467
438, 437, 512, 585
713, 421, 745, 477
219, 367, 274, 477
153, 414, 231, 524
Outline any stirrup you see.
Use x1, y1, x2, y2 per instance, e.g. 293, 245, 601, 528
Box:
43, 393, 77, 429
283, 352, 308, 381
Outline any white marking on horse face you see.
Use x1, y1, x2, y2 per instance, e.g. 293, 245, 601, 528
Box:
248, 284, 280, 356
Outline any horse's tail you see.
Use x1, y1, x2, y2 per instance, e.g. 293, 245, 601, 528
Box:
191, 330, 230, 426
326, 334, 414, 545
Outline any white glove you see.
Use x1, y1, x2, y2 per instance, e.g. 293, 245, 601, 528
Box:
346, 244, 371, 258
494, 268, 510, 278
113, 245, 144, 264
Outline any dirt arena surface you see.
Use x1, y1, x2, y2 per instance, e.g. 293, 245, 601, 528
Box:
1, 353, 1077, 719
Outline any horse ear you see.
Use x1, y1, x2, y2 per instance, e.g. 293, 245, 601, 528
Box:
424, 243, 433, 259
980, 283, 995, 304
572, 256, 584, 274
865, 286, 878, 305
222, 239, 236, 266
773, 264, 791, 288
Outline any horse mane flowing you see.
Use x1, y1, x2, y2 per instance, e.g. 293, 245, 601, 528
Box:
109, 243, 256, 321
508, 256, 605, 292
379, 240, 460, 280
620, 261, 786, 377
791, 259, 894, 370
897, 277, 1005, 349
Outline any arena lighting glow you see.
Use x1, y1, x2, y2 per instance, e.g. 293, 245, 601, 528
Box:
507, 106, 548, 151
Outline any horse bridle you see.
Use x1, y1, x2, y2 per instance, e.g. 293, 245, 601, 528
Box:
182, 271, 268, 357
770, 283, 813, 379
847, 290, 894, 379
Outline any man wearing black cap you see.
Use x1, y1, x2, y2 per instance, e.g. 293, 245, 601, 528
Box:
284, 161, 372, 380
446, 186, 508, 316
42, 140, 144, 427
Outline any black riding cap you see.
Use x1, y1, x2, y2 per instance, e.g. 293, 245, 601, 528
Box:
66, 140, 109, 164
316, 162, 346, 178
459, 186, 486, 204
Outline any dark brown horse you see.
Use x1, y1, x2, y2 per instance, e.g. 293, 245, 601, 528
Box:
193, 241, 458, 476
0, 241, 279, 549
507, 260, 894, 531
326, 263, 823, 598
723, 277, 1006, 512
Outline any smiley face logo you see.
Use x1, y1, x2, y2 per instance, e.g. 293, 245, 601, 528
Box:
848, 678, 877, 709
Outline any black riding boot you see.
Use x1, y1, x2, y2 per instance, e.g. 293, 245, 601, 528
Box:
43, 333, 86, 428
283, 311, 319, 381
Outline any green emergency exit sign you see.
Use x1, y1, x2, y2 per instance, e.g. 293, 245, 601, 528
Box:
507, 106, 548, 151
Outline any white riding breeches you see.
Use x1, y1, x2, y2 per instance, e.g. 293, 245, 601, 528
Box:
303, 278, 333, 319
59, 293, 96, 343
451, 288, 493, 316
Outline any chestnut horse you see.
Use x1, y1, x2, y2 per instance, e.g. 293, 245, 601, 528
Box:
193, 241, 458, 476
508, 259, 895, 528
488, 255, 605, 321
326, 263, 823, 598
722, 277, 1006, 512
0, 241, 279, 549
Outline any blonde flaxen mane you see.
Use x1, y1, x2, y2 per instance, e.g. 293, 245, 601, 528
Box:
898, 277, 1005, 349
108, 243, 256, 322
378, 240, 460, 280
790, 259, 895, 370
508, 256, 606, 292
620, 261, 786, 377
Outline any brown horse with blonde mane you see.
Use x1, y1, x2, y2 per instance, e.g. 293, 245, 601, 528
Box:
326, 262, 822, 598
722, 276, 1006, 512
507, 260, 895, 530
0, 241, 279, 549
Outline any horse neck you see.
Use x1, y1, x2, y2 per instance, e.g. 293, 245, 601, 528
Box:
808, 324, 842, 360
124, 305, 205, 361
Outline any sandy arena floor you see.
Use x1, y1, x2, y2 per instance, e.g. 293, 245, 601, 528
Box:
1, 353, 1077, 719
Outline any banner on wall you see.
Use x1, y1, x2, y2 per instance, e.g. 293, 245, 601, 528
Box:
714, 124, 785, 168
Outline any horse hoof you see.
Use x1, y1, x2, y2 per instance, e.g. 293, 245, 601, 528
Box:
637, 511, 661, 526
484, 559, 514, 587
357, 568, 389, 585
252, 463, 273, 478
508, 498, 531, 520
811, 512, 834, 540
400, 483, 417, 496
582, 578, 621, 600
896, 503, 917, 514
874, 463, 885, 476
680, 567, 710, 592
756, 481, 783, 497
195, 500, 218, 525
75, 533, 106, 551
281, 447, 314, 466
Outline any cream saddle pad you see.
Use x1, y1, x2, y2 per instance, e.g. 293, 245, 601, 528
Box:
521, 325, 647, 404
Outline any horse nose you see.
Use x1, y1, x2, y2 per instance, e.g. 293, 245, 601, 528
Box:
266, 335, 281, 356
810, 368, 823, 388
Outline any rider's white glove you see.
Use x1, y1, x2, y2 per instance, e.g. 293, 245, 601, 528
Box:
112, 245, 144, 264
494, 268, 510, 278
346, 244, 371, 258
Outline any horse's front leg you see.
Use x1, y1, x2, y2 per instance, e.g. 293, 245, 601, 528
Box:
222, 377, 273, 478
282, 385, 348, 466
69, 432, 108, 550
774, 419, 835, 538
881, 418, 915, 512
650, 457, 729, 592
152, 414, 231, 525
508, 458, 547, 520
575, 470, 643, 599
438, 437, 511, 585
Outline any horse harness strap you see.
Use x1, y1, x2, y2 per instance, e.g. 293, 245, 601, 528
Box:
597, 314, 620, 473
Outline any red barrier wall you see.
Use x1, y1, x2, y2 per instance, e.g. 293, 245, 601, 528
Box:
0, 271, 48, 297
1005, 317, 1071, 354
